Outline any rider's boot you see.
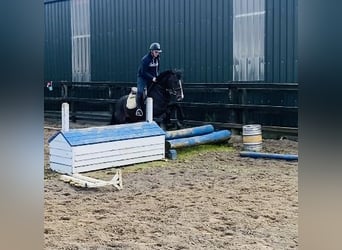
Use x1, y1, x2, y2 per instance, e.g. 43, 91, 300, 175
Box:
135, 93, 143, 117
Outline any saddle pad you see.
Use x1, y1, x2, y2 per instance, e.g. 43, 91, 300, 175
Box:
126, 92, 137, 109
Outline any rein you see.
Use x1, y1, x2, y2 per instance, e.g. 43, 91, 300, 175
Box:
149, 81, 177, 95
144, 71, 182, 101
145, 76, 169, 96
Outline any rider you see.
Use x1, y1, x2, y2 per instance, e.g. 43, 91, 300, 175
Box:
135, 42, 162, 116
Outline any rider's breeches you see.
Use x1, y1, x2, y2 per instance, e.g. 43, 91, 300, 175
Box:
136, 77, 147, 109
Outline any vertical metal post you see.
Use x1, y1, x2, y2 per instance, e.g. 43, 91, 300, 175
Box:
241, 88, 247, 125
227, 87, 237, 124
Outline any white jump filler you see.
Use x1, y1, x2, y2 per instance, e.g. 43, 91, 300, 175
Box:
49, 100, 164, 189
48, 121, 165, 172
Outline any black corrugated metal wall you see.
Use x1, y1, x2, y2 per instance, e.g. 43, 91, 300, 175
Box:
44, 0, 72, 81
44, 0, 297, 84
265, 0, 298, 83
90, 0, 233, 83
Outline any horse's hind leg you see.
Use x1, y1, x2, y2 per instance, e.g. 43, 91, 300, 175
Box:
109, 111, 116, 125
109, 95, 129, 125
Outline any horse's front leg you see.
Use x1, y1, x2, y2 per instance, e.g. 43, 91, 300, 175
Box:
153, 113, 168, 131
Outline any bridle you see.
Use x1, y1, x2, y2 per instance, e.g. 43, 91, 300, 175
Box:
166, 79, 183, 97
147, 73, 183, 96
144, 70, 184, 101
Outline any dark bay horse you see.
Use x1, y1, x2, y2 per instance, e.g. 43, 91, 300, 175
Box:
110, 69, 184, 128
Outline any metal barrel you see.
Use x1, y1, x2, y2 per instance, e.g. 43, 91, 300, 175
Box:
242, 124, 262, 152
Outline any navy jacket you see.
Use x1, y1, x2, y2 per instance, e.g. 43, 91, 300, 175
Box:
137, 53, 160, 82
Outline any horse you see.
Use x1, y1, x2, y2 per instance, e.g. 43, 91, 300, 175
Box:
110, 69, 184, 129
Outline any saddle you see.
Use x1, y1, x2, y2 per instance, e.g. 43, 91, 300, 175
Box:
126, 87, 150, 110
126, 87, 137, 110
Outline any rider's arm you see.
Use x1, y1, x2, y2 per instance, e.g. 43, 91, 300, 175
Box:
140, 57, 154, 82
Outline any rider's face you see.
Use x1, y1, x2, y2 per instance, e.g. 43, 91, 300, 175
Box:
152, 50, 160, 57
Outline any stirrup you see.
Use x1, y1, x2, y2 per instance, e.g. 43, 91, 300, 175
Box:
135, 108, 143, 117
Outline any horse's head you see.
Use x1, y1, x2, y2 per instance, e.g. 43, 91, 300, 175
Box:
157, 69, 184, 101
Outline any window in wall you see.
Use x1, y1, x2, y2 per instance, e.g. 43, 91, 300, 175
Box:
71, 0, 91, 82
233, 0, 265, 81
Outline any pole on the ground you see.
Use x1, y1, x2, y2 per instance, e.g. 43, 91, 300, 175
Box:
166, 130, 231, 149
165, 125, 215, 140
239, 151, 298, 161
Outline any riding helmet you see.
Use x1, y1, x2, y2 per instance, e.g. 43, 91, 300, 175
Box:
149, 42, 162, 52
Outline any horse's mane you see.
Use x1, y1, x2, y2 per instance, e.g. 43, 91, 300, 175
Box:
157, 69, 183, 82
172, 69, 183, 79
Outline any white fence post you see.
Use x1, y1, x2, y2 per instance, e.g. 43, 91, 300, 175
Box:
146, 97, 153, 122
62, 102, 69, 132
